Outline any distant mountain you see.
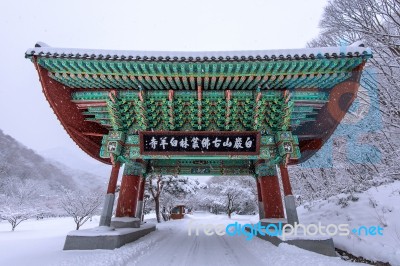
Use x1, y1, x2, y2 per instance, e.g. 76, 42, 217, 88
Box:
39, 147, 111, 192
0, 129, 106, 193
39, 146, 111, 180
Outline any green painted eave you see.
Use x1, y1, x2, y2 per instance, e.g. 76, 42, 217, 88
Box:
37, 56, 363, 90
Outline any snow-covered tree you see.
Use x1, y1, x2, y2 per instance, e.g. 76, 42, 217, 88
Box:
147, 174, 201, 223
0, 177, 44, 231
194, 176, 257, 218
309, 0, 400, 136
59, 189, 103, 230
293, 0, 400, 202
211, 178, 254, 218
0, 198, 37, 231
195, 188, 225, 214
147, 174, 165, 223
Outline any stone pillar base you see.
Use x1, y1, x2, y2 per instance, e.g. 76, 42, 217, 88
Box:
111, 217, 141, 228
99, 194, 115, 227
136, 200, 143, 220
63, 223, 156, 250
284, 195, 299, 225
245, 226, 336, 257
258, 201, 265, 219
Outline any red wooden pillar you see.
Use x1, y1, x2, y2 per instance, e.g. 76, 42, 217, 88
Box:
107, 163, 121, 194
99, 163, 121, 226
256, 177, 265, 219
280, 164, 293, 196
256, 163, 284, 219
116, 162, 143, 217
138, 177, 146, 202
256, 177, 262, 201
135, 176, 146, 219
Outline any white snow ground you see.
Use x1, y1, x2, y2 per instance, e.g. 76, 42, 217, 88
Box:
2, 181, 400, 266
297, 180, 400, 265
0, 213, 356, 266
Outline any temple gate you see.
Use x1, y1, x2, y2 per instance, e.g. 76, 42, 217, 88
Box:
26, 42, 371, 251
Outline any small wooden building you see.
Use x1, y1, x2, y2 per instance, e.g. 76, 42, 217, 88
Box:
170, 205, 185, 220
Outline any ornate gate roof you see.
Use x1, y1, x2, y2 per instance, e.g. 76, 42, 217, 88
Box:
26, 42, 371, 169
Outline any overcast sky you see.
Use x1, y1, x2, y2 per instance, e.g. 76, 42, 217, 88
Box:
0, 0, 327, 162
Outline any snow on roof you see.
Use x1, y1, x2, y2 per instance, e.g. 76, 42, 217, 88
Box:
25, 41, 372, 62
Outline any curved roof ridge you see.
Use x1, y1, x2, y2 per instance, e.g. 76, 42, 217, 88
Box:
26, 42, 372, 61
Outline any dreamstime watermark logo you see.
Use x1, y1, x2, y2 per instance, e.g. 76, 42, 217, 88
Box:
187, 221, 384, 241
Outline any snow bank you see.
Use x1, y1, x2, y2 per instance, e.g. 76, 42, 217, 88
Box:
298, 180, 400, 265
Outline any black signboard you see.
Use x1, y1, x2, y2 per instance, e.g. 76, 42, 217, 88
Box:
140, 131, 260, 155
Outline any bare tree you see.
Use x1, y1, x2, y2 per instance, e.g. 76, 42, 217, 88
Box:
0, 178, 42, 231
147, 174, 164, 223
59, 189, 103, 230
0, 200, 37, 231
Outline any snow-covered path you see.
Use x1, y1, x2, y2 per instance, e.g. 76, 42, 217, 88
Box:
127, 213, 354, 266
129, 215, 266, 266
0, 213, 360, 266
